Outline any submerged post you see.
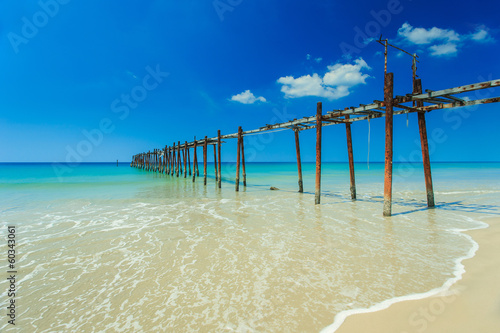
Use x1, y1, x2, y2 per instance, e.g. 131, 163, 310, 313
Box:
236, 126, 242, 191
184, 141, 188, 178
217, 130, 222, 189
204, 136, 208, 185
177, 141, 181, 177
193, 139, 198, 182
383, 72, 394, 216
345, 114, 356, 200
241, 129, 246, 187
294, 129, 303, 193
173, 142, 176, 176
315, 102, 322, 204
213, 144, 218, 182
414, 79, 435, 208
188, 144, 191, 176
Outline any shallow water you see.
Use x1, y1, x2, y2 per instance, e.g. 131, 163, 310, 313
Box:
1, 162, 499, 332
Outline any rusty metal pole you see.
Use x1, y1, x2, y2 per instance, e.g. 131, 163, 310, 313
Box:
345, 114, 356, 200
184, 141, 188, 178
315, 102, 322, 204
383, 72, 394, 216
414, 79, 435, 208
193, 139, 198, 182
177, 141, 181, 177
188, 145, 191, 176
236, 126, 242, 192
294, 129, 303, 193
195, 137, 200, 177
241, 130, 246, 187
217, 130, 222, 189
213, 144, 218, 182
165, 146, 170, 175
172, 142, 176, 176
203, 136, 208, 185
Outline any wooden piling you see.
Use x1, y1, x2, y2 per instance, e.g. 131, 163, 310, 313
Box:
193, 139, 198, 182
241, 129, 246, 187
315, 103, 322, 204
177, 141, 181, 177
383, 72, 394, 216
345, 114, 356, 200
204, 136, 208, 185
196, 137, 200, 177
414, 79, 435, 207
184, 141, 188, 178
294, 129, 303, 193
236, 126, 242, 192
173, 143, 176, 176
213, 144, 218, 182
217, 130, 222, 189
188, 144, 191, 176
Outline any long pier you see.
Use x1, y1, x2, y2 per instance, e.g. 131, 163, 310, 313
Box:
131, 71, 500, 216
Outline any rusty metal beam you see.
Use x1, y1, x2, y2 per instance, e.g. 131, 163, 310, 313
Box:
383, 73, 394, 217
315, 102, 322, 205
345, 114, 356, 200
415, 79, 435, 208
236, 126, 242, 192
294, 129, 303, 193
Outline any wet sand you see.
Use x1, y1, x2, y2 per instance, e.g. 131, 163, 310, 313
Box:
335, 217, 500, 333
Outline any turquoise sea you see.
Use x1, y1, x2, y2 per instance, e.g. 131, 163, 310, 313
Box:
1, 162, 499, 332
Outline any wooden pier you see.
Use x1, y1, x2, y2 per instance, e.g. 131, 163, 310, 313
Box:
131, 52, 500, 216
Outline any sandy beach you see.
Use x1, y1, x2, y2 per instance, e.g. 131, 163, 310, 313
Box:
336, 216, 500, 333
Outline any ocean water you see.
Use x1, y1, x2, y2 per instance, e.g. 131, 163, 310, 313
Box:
1, 162, 499, 332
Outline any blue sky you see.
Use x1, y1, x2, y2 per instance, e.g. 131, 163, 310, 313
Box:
0, 0, 499, 163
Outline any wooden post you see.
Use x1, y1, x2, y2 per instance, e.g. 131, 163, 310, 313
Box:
315, 103, 322, 204
203, 136, 208, 185
236, 126, 242, 191
241, 129, 246, 187
177, 141, 181, 177
217, 130, 222, 189
196, 137, 200, 177
213, 144, 218, 182
184, 141, 188, 178
294, 129, 303, 193
193, 139, 198, 182
414, 79, 435, 208
186, 143, 191, 176
383, 72, 394, 216
172, 142, 176, 176
345, 114, 356, 200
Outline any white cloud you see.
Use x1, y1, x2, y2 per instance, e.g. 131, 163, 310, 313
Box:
277, 58, 370, 100
397, 22, 494, 57
306, 54, 311, 60
230, 90, 266, 104
471, 29, 488, 41
469, 27, 494, 42
429, 43, 458, 56
398, 22, 459, 45
315, 57, 323, 63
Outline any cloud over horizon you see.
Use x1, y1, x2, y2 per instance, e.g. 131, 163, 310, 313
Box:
277, 58, 370, 100
398, 23, 494, 56
230, 90, 267, 104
